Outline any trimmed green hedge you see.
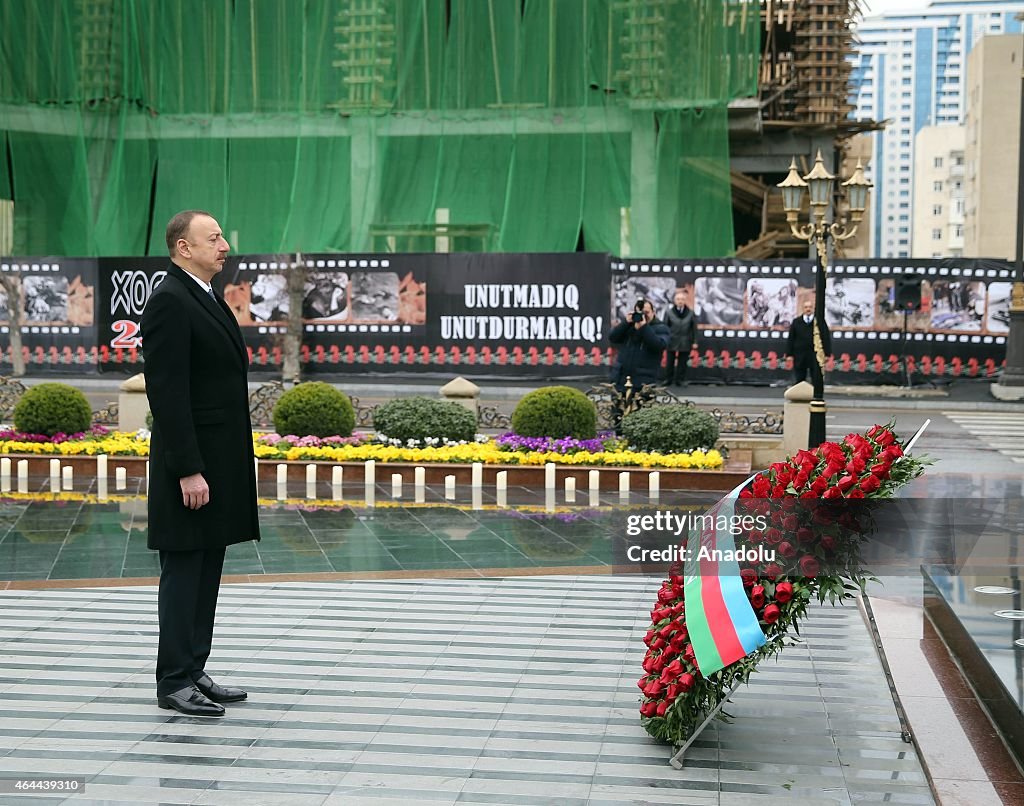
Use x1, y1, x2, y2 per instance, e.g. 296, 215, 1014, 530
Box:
511, 386, 597, 439
272, 382, 355, 437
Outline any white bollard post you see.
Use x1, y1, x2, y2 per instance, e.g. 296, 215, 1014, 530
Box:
115, 467, 127, 490
96, 454, 107, 482
17, 460, 27, 493
276, 464, 287, 486
414, 466, 426, 503
365, 459, 376, 487
49, 459, 60, 490
0, 458, 9, 492
565, 476, 576, 503
544, 462, 556, 489
445, 475, 456, 500
62, 466, 73, 491
619, 471, 630, 495
496, 470, 508, 492
588, 469, 600, 493
332, 466, 343, 488
392, 473, 402, 498
649, 471, 660, 497
145, 460, 150, 492
545, 487, 556, 513
471, 462, 483, 488
306, 464, 317, 485
97, 476, 108, 501
472, 486, 483, 511
276, 481, 287, 500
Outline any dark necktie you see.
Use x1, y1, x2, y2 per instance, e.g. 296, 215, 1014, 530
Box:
207, 288, 217, 303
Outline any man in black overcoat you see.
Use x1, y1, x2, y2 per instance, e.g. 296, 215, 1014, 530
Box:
142, 210, 261, 717
786, 299, 832, 387
663, 289, 698, 387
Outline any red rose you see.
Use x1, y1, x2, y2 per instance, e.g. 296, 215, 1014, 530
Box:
643, 629, 656, 646
765, 528, 783, 545
764, 563, 783, 580
683, 644, 696, 665
670, 632, 688, 651
823, 487, 843, 500
811, 477, 829, 495
846, 457, 866, 476
671, 603, 684, 617
771, 509, 786, 526
740, 568, 757, 588
656, 700, 670, 717
770, 484, 786, 498
640, 700, 657, 717
796, 526, 814, 544
665, 683, 680, 701
657, 587, 675, 604
778, 541, 797, 558
638, 676, 651, 690
782, 514, 799, 531
860, 474, 881, 493
874, 428, 896, 447
752, 475, 771, 498
775, 581, 794, 603
663, 658, 683, 677
857, 445, 875, 463
747, 529, 764, 544
820, 534, 836, 553
651, 637, 665, 652
762, 604, 781, 624
642, 655, 656, 673
800, 556, 820, 577
643, 680, 664, 698
750, 585, 766, 609
883, 444, 903, 462
739, 487, 753, 499
836, 475, 857, 492
847, 488, 865, 499
800, 490, 818, 499
795, 448, 818, 468
870, 462, 891, 480
793, 471, 810, 490
866, 424, 885, 440
677, 673, 696, 692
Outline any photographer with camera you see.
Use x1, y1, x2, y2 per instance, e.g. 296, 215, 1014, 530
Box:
609, 298, 669, 392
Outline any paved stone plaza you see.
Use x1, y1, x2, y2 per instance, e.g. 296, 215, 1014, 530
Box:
0, 576, 933, 805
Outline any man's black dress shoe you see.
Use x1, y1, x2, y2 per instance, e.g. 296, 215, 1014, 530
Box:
157, 685, 225, 717
193, 673, 247, 703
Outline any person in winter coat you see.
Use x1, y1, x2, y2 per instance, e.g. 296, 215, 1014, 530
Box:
786, 298, 832, 387
663, 289, 698, 386
142, 210, 261, 717
609, 299, 670, 391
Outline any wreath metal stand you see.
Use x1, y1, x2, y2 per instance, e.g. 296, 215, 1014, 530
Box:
668, 680, 742, 769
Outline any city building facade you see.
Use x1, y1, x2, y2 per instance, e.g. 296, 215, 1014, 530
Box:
849, 0, 1024, 258
911, 124, 965, 258
963, 34, 1023, 260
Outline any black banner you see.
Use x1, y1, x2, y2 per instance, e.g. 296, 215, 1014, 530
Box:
0, 252, 1014, 380
0, 257, 98, 373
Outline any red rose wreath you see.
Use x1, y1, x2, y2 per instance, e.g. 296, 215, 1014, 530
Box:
638, 422, 928, 744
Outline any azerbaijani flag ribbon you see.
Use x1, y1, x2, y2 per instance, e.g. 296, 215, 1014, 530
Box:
683, 476, 766, 677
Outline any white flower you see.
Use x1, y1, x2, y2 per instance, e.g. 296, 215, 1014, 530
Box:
135, 428, 151, 440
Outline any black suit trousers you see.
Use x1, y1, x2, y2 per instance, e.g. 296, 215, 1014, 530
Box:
156, 547, 226, 697
665, 351, 689, 383
793, 357, 824, 390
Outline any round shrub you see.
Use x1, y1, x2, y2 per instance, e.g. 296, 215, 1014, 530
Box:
13, 382, 92, 437
621, 405, 719, 453
373, 397, 476, 444
272, 382, 355, 438
511, 386, 597, 440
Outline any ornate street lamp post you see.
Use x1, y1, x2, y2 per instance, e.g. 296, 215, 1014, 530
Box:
777, 151, 872, 447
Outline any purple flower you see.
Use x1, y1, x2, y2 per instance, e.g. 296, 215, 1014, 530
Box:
496, 431, 616, 455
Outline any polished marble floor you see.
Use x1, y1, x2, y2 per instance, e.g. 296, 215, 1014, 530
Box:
0, 577, 933, 805
0, 480, 726, 584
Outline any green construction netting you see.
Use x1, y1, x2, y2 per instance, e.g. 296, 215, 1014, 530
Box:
0, 0, 759, 257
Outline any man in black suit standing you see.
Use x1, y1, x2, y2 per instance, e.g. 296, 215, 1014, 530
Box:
786, 299, 831, 387
142, 210, 261, 717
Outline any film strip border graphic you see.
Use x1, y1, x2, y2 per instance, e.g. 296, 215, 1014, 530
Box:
54, 343, 1001, 378
619, 260, 1015, 280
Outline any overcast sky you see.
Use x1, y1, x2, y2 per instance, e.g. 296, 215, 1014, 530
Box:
860, 0, 930, 16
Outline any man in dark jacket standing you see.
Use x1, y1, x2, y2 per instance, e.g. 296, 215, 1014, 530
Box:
609, 299, 670, 391
142, 210, 261, 717
786, 299, 832, 387
663, 289, 698, 387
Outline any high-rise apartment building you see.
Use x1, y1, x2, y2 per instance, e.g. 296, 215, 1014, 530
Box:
963, 35, 1023, 260
911, 125, 965, 258
849, 1, 1024, 258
